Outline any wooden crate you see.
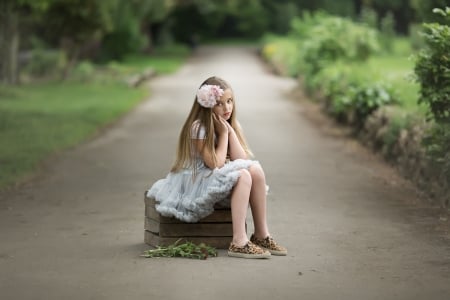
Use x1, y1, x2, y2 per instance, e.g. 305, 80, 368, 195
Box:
144, 195, 233, 249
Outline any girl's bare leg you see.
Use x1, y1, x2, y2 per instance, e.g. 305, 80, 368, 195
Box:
249, 164, 270, 239
230, 169, 252, 246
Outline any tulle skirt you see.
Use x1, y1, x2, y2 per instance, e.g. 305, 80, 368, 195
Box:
146, 159, 260, 223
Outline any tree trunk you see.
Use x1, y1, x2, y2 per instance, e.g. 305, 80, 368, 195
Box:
60, 37, 80, 80
0, 0, 20, 85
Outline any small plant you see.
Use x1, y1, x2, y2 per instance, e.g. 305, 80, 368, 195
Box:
352, 82, 396, 123
142, 240, 218, 260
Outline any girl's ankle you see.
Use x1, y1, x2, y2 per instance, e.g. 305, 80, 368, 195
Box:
253, 231, 270, 240
232, 238, 249, 247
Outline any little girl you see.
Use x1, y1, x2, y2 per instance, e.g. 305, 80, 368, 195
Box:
146, 76, 287, 259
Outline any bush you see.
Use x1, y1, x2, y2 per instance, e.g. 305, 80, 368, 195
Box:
380, 12, 396, 52
261, 35, 300, 77
414, 7, 450, 186
414, 7, 450, 123
409, 23, 425, 50
311, 62, 397, 126
23, 49, 66, 77
422, 123, 450, 181
291, 14, 380, 77
72, 61, 95, 82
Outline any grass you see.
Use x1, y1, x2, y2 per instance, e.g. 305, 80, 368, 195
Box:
366, 53, 426, 114
261, 34, 427, 114
122, 44, 191, 74
0, 46, 190, 188
0, 82, 146, 188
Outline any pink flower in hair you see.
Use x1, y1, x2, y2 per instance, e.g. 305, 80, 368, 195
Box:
196, 84, 224, 108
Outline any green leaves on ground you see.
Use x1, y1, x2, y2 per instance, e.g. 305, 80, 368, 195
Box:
142, 240, 218, 260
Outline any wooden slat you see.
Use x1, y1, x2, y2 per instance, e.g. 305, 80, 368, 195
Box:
144, 230, 231, 249
145, 217, 232, 237
145, 217, 160, 234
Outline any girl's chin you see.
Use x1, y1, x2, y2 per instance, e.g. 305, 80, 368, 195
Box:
223, 114, 231, 120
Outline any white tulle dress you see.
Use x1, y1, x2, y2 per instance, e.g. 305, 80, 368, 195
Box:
146, 120, 261, 223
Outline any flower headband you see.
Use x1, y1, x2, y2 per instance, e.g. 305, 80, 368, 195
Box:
196, 84, 224, 108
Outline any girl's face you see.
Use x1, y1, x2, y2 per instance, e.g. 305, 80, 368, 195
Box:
213, 88, 234, 121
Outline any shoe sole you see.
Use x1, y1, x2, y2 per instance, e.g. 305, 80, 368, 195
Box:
227, 251, 271, 259
265, 249, 287, 256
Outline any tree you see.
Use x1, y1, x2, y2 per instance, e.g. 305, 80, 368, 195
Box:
0, 0, 118, 83
0, 0, 51, 84
411, 0, 450, 24
42, 0, 116, 78
101, 0, 174, 60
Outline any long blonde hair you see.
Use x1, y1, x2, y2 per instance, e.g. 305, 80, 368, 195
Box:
171, 76, 252, 173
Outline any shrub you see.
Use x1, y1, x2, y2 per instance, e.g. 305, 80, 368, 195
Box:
414, 7, 450, 186
261, 36, 300, 77
72, 61, 95, 82
292, 14, 380, 77
414, 7, 450, 123
409, 23, 425, 50
380, 12, 396, 52
311, 62, 396, 126
422, 123, 450, 181
23, 49, 66, 77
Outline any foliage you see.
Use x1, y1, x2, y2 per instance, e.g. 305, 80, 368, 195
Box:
414, 7, 450, 123
142, 240, 218, 260
99, 0, 175, 61
42, 0, 116, 44
411, 0, 450, 24
72, 60, 95, 81
382, 114, 411, 150
380, 12, 395, 51
414, 7, 450, 185
261, 35, 300, 77
409, 23, 426, 50
23, 48, 66, 77
360, 6, 378, 28
291, 13, 380, 77
311, 62, 397, 126
230, 0, 269, 38
0, 47, 187, 188
422, 123, 450, 181
262, 1, 298, 34
0, 81, 145, 188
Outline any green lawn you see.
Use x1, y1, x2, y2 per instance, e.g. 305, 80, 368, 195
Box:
0, 82, 146, 187
365, 54, 426, 114
0, 47, 189, 188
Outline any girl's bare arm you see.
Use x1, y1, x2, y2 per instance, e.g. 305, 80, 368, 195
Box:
227, 123, 248, 160
194, 133, 228, 169
194, 115, 229, 169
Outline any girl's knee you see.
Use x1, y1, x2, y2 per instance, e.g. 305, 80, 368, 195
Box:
249, 164, 265, 183
238, 169, 252, 187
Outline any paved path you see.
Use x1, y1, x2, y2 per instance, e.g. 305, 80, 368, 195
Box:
1, 46, 449, 300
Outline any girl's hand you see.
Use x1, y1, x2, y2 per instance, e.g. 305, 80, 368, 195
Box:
213, 113, 228, 136
224, 120, 234, 133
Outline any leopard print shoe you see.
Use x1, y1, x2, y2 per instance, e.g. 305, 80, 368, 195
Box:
250, 234, 287, 256
228, 241, 271, 259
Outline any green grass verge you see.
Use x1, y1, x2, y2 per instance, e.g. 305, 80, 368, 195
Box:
0, 47, 189, 188
360, 54, 426, 114
0, 82, 146, 188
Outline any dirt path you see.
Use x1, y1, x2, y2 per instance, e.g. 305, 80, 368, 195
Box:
1, 46, 449, 300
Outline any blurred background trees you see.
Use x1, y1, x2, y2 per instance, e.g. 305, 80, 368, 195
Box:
1, 0, 449, 198
0, 0, 449, 84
